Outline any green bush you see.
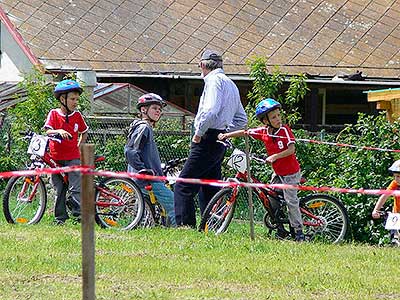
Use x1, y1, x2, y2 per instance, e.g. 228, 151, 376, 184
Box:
295, 113, 400, 244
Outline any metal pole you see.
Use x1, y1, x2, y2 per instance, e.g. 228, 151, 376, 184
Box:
244, 130, 255, 240
81, 144, 95, 300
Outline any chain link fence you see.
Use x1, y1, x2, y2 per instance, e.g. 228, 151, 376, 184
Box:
86, 115, 192, 171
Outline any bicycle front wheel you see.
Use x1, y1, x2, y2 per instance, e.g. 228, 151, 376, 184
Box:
3, 175, 47, 224
199, 188, 236, 234
95, 177, 144, 230
139, 196, 157, 228
300, 194, 349, 244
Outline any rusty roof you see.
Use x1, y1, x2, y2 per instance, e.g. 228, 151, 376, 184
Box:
1, 0, 400, 79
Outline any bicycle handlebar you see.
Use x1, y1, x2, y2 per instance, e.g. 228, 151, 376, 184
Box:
218, 139, 267, 164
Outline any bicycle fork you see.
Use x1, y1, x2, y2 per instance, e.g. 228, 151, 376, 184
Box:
145, 184, 167, 222
19, 176, 40, 202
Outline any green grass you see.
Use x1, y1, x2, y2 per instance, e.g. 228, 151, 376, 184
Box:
0, 218, 399, 300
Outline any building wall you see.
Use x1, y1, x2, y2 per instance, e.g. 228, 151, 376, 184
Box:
0, 22, 33, 82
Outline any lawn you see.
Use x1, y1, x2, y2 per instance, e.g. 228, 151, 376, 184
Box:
0, 218, 398, 300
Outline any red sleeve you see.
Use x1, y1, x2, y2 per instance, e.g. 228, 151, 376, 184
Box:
77, 112, 88, 133
247, 126, 266, 141
44, 110, 55, 129
283, 125, 296, 145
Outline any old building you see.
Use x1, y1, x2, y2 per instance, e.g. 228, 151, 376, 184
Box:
1, 0, 400, 131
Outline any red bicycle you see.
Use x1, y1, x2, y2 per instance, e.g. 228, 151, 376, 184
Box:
199, 141, 350, 243
3, 132, 145, 229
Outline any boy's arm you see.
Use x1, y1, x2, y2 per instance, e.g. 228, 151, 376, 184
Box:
266, 143, 295, 163
372, 194, 390, 219
46, 128, 72, 140
78, 132, 88, 146
218, 129, 247, 140
124, 125, 148, 171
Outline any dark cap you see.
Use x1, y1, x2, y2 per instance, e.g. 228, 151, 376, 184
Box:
201, 49, 222, 61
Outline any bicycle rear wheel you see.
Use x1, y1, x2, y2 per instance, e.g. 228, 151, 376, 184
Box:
199, 188, 236, 234
95, 177, 144, 230
300, 194, 349, 243
3, 175, 47, 224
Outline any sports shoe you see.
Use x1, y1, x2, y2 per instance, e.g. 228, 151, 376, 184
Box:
53, 219, 66, 226
276, 226, 291, 240
391, 237, 400, 246
295, 230, 305, 242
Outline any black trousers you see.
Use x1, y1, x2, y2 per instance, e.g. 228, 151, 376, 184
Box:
174, 129, 226, 227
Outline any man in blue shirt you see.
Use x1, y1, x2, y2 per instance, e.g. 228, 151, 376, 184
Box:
174, 49, 248, 228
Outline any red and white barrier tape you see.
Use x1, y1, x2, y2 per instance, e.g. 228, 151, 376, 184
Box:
248, 126, 400, 153
296, 138, 400, 153
0, 165, 86, 179
2, 167, 400, 197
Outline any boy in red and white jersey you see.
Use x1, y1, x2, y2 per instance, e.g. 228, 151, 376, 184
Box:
218, 98, 304, 241
44, 79, 88, 225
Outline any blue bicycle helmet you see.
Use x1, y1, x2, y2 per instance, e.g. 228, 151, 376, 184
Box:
255, 98, 281, 121
54, 79, 83, 99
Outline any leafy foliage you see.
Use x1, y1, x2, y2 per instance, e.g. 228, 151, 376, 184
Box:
296, 112, 400, 243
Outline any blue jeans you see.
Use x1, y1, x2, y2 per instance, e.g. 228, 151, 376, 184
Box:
142, 181, 176, 227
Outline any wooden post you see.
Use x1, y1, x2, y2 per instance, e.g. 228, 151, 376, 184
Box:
244, 132, 255, 241
80, 144, 95, 300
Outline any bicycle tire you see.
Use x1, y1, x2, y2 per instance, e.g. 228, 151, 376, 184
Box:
300, 194, 349, 244
139, 196, 157, 227
94, 177, 144, 230
199, 188, 237, 234
3, 175, 47, 224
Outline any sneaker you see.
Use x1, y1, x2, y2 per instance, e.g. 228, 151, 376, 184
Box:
276, 227, 291, 240
391, 238, 400, 246
295, 230, 305, 242
53, 219, 66, 226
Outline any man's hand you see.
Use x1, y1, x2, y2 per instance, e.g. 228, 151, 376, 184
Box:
192, 134, 201, 143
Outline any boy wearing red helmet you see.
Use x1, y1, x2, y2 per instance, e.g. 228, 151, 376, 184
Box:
44, 79, 88, 225
218, 98, 304, 241
124, 93, 176, 226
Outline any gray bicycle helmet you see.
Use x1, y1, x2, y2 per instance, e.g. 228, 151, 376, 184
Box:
137, 93, 166, 109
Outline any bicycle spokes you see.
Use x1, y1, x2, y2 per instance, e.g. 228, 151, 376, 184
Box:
95, 178, 144, 230
301, 195, 349, 243
3, 176, 47, 225
201, 189, 236, 234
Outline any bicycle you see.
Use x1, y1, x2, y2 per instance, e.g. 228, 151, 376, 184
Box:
3, 132, 145, 230
376, 209, 400, 246
199, 141, 350, 243
139, 158, 186, 227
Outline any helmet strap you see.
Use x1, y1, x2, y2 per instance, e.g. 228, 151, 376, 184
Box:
60, 94, 71, 123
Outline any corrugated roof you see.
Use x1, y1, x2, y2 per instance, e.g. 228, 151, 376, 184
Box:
2, 0, 400, 79
93, 82, 195, 116
0, 82, 28, 111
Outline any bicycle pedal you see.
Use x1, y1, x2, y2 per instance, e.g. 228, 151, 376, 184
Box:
104, 218, 118, 227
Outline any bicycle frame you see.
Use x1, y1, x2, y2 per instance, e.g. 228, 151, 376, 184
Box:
230, 170, 324, 228
29, 142, 129, 210
223, 142, 330, 230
